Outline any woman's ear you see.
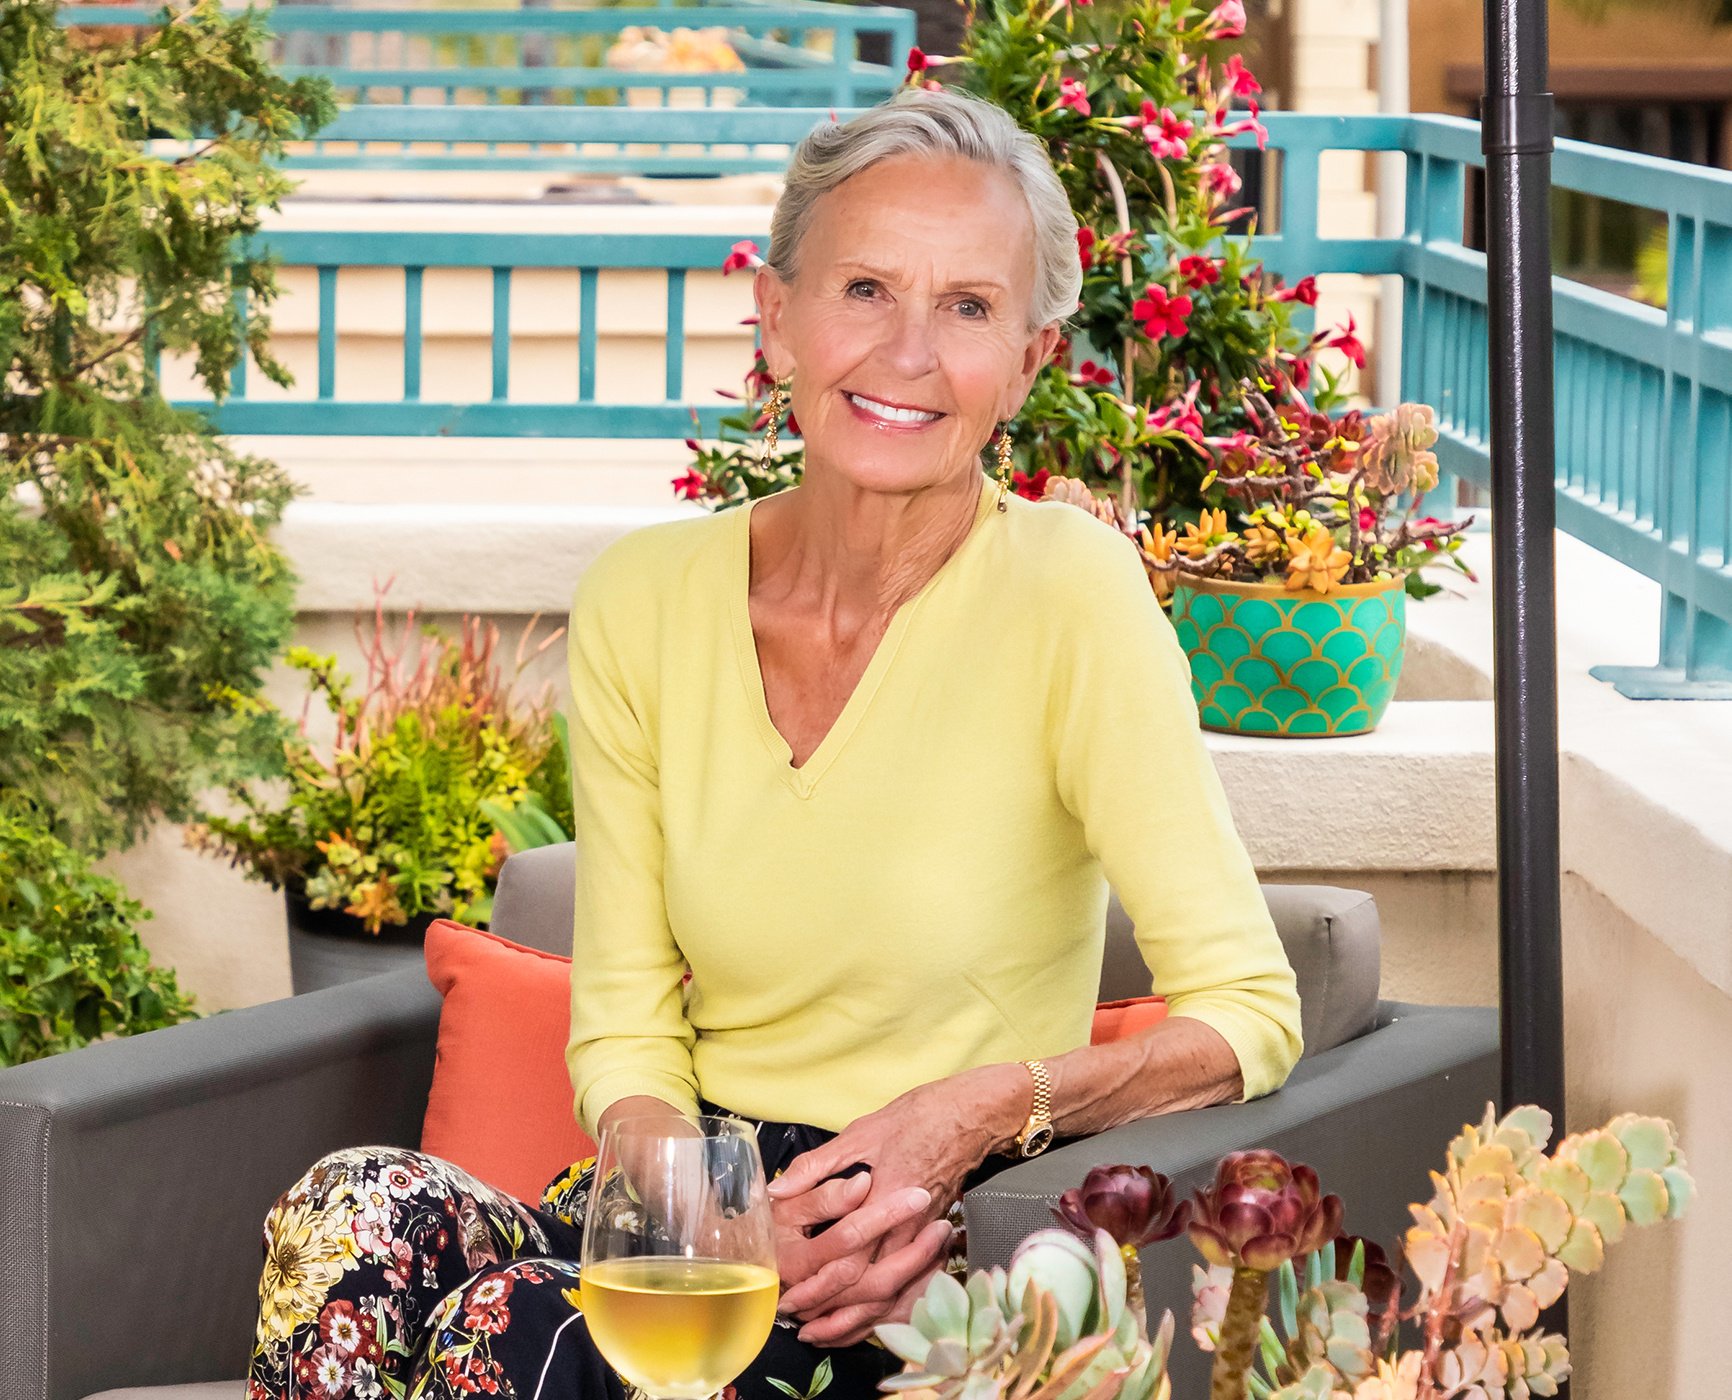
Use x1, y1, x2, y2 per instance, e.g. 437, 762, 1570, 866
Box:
1003, 323, 1063, 417
754, 266, 794, 380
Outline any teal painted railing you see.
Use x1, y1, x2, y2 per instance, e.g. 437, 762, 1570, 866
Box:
287, 104, 843, 175
63, 3, 916, 109
159, 109, 1730, 692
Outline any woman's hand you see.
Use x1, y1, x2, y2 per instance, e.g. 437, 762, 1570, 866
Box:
768, 1063, 1028, 1339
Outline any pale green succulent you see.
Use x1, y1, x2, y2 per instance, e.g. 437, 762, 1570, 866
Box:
1292, 1281, 1374, 1386
1407, 1105, 1694, 1335
878, 1228, 1172, 1400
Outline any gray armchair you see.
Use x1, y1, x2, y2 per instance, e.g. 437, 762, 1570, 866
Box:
0, 844, 1497, 1400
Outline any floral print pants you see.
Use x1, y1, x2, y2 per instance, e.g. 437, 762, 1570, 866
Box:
246, 1124, 906, 1400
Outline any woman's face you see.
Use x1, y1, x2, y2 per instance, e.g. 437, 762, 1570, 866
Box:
756, 154, 1061, 498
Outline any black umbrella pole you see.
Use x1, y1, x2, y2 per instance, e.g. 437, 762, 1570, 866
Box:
1482, 0, 1567, 1127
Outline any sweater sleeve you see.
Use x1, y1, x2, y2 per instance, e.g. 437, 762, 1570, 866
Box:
1050, 525, 1303, 1101
564, 549, 701, 1136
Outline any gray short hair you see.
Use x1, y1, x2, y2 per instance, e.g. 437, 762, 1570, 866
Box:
766, 88, 1081, 330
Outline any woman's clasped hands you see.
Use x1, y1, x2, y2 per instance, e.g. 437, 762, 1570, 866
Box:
767, 1065, 1026, 1347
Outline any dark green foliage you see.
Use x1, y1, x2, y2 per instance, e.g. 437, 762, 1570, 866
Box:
0, 803, 196, 1066
0, 0, 335, 853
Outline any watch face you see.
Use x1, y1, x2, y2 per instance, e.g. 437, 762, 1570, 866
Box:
1020, 1124, 1055, 1158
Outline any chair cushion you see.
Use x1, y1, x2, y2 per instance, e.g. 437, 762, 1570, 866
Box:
82, 1384, 245, 1400
1100, 884, 1381, 1056
421, 919, 597, 1200
494, 845, 1381, 1068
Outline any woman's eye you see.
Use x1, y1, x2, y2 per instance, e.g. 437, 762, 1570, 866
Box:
956, 298, 988, 318
845, 280, 878, 299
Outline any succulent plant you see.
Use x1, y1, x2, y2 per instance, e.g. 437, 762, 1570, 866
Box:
1405, 1105, 1693, 1334
1054, 1166, 1192, 1252
878, 1228, 1172, 1400
1292, 1280, 1375, 1387
1190, 1152, 1345, 1272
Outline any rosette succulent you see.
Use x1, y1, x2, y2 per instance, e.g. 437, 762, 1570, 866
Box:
1189, 1152, 1344, 1272
1054, 1166, 1192, 1250
878, 1229, 1172, 1400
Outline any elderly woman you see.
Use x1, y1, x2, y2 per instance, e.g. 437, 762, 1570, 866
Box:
247, 88, 1300, 1400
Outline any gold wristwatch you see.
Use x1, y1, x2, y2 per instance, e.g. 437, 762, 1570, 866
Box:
1015, 1059, 1055, 1158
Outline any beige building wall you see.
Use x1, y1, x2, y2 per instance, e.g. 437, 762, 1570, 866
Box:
1283, 0, 1387, 399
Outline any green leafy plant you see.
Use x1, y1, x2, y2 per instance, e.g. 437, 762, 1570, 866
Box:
879, 1104, 1693, 1400
189, 604, 571, 933
0, 0, 333, 856
0, 804, 196, 1067
677, 0, 1364, 532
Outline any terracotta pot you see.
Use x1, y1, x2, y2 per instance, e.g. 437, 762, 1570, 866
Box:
284, 883, 436, 995
1169, 573, 1407, 737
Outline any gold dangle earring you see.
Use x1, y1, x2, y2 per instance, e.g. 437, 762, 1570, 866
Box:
994, 422, 1015, 512
761, 379, 791, 466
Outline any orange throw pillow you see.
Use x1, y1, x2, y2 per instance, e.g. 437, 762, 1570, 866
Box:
421, 919, 596, 1202
1089, 995, 1169, 1045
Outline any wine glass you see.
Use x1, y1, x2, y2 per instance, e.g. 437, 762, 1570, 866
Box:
579, 1113, 780, 1400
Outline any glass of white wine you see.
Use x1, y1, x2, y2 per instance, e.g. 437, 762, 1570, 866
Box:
579, 1113, 780, 1400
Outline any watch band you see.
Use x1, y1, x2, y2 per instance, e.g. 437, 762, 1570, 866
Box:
1016, 1058, 1055, 1158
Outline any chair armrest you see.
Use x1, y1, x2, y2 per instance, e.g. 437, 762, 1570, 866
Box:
0, 967, 440, 1400
962, 1003, 1498, 1397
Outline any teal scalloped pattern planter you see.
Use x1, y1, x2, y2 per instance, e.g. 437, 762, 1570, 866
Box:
1171, 575, 1406, 737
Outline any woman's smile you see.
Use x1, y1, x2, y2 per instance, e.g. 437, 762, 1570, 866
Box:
842, 390, 946, 429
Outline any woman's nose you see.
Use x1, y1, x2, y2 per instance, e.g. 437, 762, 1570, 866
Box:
879, 303, 940, 379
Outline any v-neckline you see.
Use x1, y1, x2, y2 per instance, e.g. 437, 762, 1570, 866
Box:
730, 475, 996, 799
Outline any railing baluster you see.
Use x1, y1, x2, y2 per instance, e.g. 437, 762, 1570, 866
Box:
492, 267, 511, 402
318, 266, 337, 400
404, 266, 424, 401
229, 278, 248, 399
579, 268, 598, 402
665, 268, 686, 401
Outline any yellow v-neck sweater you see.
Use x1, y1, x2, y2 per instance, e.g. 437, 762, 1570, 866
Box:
565, 475, 1302, 1136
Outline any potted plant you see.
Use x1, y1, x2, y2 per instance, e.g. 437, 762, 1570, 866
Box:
189, 603, 571, 993
1036, 398, 1472, 736
875, 1103, 1692, 1400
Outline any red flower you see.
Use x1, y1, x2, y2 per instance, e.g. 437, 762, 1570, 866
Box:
1222, 55, 1262, 97
1012, 468, 1052, 500
745, 350, 777, 398
1204, 0, 1247, 38
1212, 429, 1263, 472
1139, 103, 1195, 160
1178, 254, 1221, 289
1076, 226, 1096, 269
1417, 515, 1445, 550
1200, 161, 1243, 200
1132, 283, 1194, 340
1073, 359, 1115, 386
1050, 334, 1072, 366
672, 468, 707, 500
1358, 507, 1376, 532
720, 239, 760, 275
1211, 103, 1269, 152
1328, 313, 1367, 369
1152, 396, 1206, 442
319, 1300, 364, 1357
906, 46, 927, 75
1059, 77, 1090, 116
462, 1275, 515, 1335
1272, 274, 1319, 306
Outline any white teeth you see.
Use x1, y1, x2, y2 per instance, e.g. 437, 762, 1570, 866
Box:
847, 392, 940, 424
